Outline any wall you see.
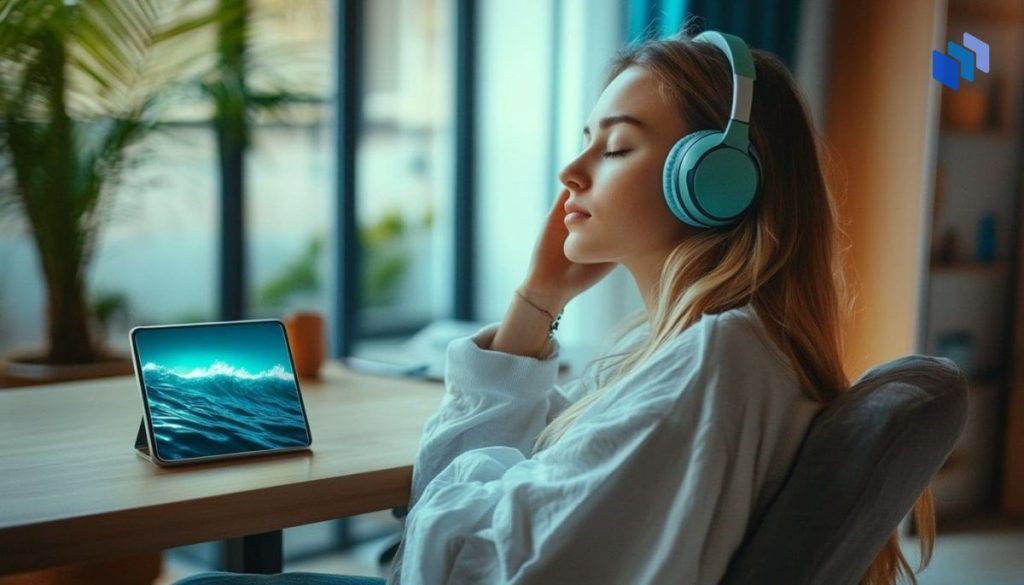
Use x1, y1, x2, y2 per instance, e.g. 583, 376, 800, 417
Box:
824, 0, 946, 380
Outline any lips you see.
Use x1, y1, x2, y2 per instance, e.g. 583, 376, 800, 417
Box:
564, 212, 589, 225
564, 201, 591, 217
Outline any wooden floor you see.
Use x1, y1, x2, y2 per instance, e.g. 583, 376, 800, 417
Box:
904, 529, 1024, 585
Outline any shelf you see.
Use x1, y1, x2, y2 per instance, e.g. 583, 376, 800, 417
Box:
949, 1, 1024, 24
930, 260, 1008, 275
940, 127, 1017, 141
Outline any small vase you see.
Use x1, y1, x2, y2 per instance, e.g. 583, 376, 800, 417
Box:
284, 311, 326, 379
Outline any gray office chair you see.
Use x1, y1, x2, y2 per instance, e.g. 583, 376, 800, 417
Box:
719, 354, 968, 585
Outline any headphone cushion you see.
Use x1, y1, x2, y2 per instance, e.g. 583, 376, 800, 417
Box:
689, 145, 760, 224
663, 130, 718, 226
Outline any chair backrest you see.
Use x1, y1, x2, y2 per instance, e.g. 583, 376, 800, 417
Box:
719, 355, 968, 585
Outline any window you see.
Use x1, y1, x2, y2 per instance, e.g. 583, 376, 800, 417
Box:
245, 0, 333, 320
352, 0, 456, 356
89, 126, 221, 345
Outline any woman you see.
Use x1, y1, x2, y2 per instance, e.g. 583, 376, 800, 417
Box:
177, 27, 936, 585
385, 28, 937, 585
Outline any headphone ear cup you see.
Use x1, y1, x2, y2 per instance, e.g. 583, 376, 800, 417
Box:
663, 130, 718, 227
665, 130, 762, 228
748, 143, 762, 180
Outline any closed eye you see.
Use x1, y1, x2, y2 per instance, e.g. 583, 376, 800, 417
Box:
603, 149, 631, 158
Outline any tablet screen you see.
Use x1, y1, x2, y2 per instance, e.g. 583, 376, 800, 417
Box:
131, 320, 312, 463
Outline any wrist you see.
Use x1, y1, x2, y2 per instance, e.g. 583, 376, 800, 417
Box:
493, 291, 559, 358
516, 284, 567, 316
514, 288, 565, 342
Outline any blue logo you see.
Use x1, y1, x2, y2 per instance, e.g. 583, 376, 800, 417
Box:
932, 32, 989, 90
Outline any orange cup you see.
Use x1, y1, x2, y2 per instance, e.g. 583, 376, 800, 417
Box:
283, 311, 325, 379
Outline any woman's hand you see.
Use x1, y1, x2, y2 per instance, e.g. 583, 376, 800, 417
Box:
491, 190, 616, 358
520, 189, 617, 313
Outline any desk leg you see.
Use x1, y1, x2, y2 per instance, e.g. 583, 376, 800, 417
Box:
335, 517, 353, 550
224, 530, 283, 574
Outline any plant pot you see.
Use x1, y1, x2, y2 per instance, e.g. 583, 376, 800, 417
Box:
284, 311, 326, 379
0, 352, 134, 388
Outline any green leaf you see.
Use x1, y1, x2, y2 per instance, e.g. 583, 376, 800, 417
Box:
256, 235, 323, 309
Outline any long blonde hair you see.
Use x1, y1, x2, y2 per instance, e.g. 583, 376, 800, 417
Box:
531, 27, 936, 585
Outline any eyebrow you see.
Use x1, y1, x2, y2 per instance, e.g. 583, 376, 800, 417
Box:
582, 114, 645, 137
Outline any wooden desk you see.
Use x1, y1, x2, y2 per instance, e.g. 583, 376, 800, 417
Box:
0, 361, 444, 576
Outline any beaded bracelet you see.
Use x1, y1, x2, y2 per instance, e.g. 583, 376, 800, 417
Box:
514, 289, 563, 337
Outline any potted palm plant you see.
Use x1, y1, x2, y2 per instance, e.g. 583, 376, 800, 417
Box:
0, 0, 218, 384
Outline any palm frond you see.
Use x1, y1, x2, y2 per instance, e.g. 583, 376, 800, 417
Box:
0, 0, 229, 274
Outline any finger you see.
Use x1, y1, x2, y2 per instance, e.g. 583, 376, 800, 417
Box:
549, 189, 571, 219
553, 188, 569, 209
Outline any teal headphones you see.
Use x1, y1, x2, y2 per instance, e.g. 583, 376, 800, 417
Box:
662, 31, 761, 229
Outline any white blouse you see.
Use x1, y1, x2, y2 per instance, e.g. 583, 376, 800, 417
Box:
386, 304, 823, 584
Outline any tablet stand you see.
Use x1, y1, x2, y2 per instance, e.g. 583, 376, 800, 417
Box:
135, 419, 150, 456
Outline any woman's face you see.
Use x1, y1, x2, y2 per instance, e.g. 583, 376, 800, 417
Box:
558, 65, 692, 267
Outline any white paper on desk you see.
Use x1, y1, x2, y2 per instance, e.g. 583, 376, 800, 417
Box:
400, 319, 489, 380
383, 319, 571, 381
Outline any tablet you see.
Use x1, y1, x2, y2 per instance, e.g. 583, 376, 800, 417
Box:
130, 319, 313, 467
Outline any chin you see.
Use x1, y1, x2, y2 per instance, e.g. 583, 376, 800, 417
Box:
563, 238, 601, 264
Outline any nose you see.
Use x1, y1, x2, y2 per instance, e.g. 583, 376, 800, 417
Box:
558, 156, 589, 193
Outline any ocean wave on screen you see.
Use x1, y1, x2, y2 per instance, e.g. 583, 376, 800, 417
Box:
143, 360, 293, 381
142, 361, 309, 461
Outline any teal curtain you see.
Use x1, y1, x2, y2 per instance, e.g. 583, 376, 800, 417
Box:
626, 0, 802, 69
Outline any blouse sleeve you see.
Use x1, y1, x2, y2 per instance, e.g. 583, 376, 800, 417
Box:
388, 313, 772, 585
405, 322, 571, 509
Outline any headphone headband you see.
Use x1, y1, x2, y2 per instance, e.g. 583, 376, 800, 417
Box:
692, 31, 756, 149
661, 31, 761, 229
